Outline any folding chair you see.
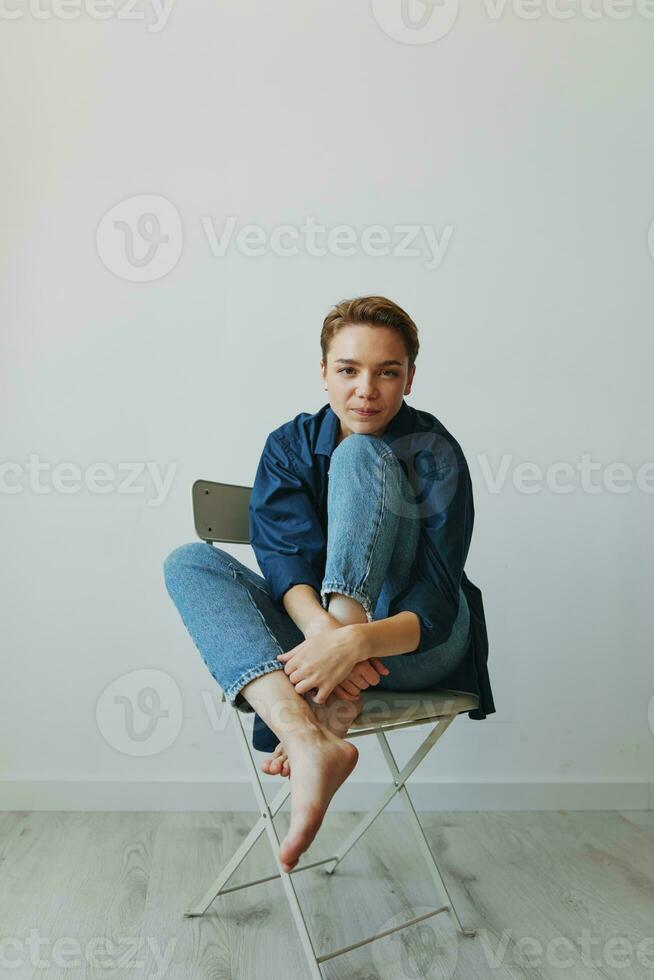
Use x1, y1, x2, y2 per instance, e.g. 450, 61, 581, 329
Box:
185, 480, 478, 978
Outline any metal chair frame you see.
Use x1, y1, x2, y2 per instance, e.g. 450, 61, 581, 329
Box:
184, 480, 477, 978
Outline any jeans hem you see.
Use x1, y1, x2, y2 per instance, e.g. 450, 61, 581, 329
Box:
320, 582, 374, 623
224, 661, 284, 709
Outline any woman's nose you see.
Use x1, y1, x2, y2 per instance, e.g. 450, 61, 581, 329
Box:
356, 377, 377, 396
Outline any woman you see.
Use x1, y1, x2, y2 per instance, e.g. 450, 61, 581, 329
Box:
163, 295, 494, 874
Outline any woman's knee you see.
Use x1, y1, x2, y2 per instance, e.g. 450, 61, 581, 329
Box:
163, 542, 231, 587
329, 433, 407, 521
331, 432, 383, 466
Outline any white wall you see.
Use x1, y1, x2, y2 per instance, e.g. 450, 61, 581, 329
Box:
2, 0, 653, 810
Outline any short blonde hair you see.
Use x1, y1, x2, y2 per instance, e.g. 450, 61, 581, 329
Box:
321, 296, 419, 370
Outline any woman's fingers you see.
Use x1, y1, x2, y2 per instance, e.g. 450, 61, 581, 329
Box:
341, 678, 361, 696
333, 685, 359, 701
358, 662, 381, 686
370, 657, 390, 675
278, 652, 301, 669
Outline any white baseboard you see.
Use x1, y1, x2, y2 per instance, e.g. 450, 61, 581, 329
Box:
0, 779, 651, 812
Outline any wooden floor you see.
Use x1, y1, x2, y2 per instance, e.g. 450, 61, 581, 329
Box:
1, 809, 653, 979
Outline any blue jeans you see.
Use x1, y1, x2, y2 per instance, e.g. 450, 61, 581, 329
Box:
163, 434, 471, 715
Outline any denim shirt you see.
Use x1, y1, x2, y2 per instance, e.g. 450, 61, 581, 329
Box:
248, 398, 495, 743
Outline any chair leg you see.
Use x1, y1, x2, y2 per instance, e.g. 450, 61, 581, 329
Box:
324, 715, 455, 876
184, 811, 270, 916
376, 729, 477, 938
228, 706, 324, 979
184, 700, 296, 916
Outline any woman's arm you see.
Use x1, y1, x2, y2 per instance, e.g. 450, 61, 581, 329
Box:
282, 583, 332, 636
283, 584, 421, 661
351, 611, 421, 660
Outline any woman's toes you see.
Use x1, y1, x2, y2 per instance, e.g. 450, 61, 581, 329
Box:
261, 743, 287, 775
262, 744, 289, 777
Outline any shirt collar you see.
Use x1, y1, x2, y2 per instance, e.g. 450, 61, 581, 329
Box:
315, 398, 415, 458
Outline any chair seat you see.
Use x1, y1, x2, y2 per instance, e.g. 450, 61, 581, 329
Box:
350, 687, 479, 730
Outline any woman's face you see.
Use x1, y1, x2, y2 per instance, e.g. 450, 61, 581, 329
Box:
320, 324, 416, 443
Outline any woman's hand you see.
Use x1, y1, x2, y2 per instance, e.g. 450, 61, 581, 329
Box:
299, 611, 390, 701
332, 657, 390, 701
276, 622, 387, 704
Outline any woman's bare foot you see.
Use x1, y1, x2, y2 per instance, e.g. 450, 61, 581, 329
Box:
278, 725, 359, 872
261, 692, 363, 778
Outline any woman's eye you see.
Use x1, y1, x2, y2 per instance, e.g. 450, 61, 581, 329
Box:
337, 368, 398, 377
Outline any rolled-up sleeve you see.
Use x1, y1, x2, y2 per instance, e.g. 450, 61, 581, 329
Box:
248, 432, 326, 607
388, 459, 474, 655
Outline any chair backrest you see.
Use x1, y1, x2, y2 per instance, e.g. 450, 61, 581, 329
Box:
192, 480, 253, 545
